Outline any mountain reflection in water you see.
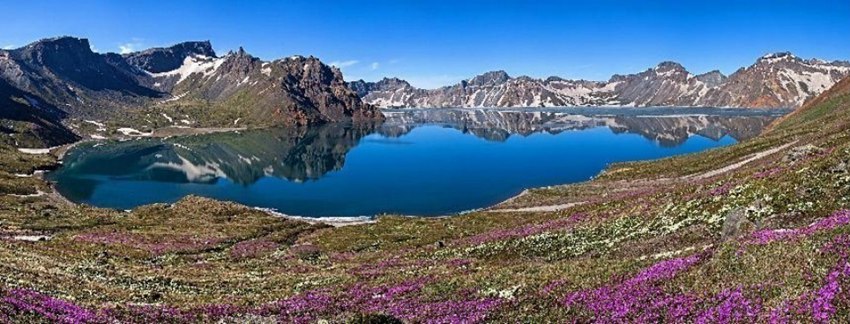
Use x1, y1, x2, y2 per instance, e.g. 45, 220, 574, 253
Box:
50, 108, 784, 216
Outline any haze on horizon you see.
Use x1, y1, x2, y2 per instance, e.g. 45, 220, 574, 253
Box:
3, 0, 848, 89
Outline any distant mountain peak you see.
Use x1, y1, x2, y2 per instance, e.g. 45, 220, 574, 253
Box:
653, 61, 687, 74
379, 77, 412, 86
468, 70, 510, 86
655, 61, 684, 69
757, 52, 799, 64
695, 70, 727, 87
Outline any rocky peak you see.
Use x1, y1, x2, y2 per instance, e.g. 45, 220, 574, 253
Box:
124, 41, 217, 73
26, 36, 92, 53
655, 61, 685, 71
347, 80, 372, 97
545, 76, 567, 83
15, 37, 96, 63
468, 70, 510, 86
695, 70, 727, 87
377, 77, 412, 89
756, 52, 800, 65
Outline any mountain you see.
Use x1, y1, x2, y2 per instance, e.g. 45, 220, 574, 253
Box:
143, 48, 381, 126
0, 37, 161, 119
353, 53, 850, 109
0, 36, 382, 147
698, 52, 850, 108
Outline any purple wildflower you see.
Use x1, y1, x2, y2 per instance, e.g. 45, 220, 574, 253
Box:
562, 252, 706, 322
747, 210, 850, 245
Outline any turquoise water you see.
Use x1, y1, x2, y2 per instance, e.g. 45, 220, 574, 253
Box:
50, 109, 780, 217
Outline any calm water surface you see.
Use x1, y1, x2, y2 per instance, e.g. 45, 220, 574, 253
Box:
50, 108, 785, 216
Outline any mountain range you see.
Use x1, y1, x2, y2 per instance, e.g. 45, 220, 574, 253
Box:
0, 37, 382, 147
350, 52, 850, 109
2, 36, 849, 148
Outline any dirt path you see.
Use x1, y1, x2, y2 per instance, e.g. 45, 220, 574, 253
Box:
485, 141, 798, 214
487, 202, 584, 213
688, 141, 797, 180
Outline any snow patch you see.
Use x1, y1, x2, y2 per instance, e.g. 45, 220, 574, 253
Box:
149, 55, 226, 84
117, 128, 153, 136
17, 147, 54, 154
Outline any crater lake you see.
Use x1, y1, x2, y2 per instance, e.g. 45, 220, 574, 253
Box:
49, 108, 787, 217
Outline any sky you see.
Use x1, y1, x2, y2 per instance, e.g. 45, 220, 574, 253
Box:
2, 0, 848, 89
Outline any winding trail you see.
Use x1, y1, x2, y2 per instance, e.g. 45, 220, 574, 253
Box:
688, 140, 797, 180
485, 140, 798, 214
488, 202, 584, 213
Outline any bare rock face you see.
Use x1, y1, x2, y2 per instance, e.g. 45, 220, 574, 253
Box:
354, 53, 850, 109
123, 41, 216, 73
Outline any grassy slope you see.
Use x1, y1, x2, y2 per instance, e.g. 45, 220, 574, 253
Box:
1, 78, 850, 322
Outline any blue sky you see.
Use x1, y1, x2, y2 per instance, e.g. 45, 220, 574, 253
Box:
2, 0, 848, 88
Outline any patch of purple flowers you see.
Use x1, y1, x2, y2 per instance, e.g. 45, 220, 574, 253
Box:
753, 167, 784, 179
454, 213, 587, 247
260, 277, 503, 323
229, 239, 279, 259
709, 182, 736, 197
1, 288, 98, 324
3, 279, 503, 324
769, 235, 850, 322
562, 252, 706, 322
747, 210, 850, 245
74, 231, 223, 255
694, 287, 762, 323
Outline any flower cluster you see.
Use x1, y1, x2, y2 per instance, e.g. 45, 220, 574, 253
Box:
753, 166, 784, 179
709, 182, 735, 197
3, 278, 504, 323
74, 231, 223, 255
453, 213, 587, 247
694, 287, 762, 323
560, 230, 850, 323
259, 277, 503, 323
562, 252, 705, 322
229, 239, 278, 259
747, 210, 850, 245
1, 288, 98, 324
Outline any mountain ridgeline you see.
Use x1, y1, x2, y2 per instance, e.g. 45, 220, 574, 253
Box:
0, 37, 382, 147
351, 53, 850, 109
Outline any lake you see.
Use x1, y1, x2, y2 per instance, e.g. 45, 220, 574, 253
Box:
50, 108, 787, 217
